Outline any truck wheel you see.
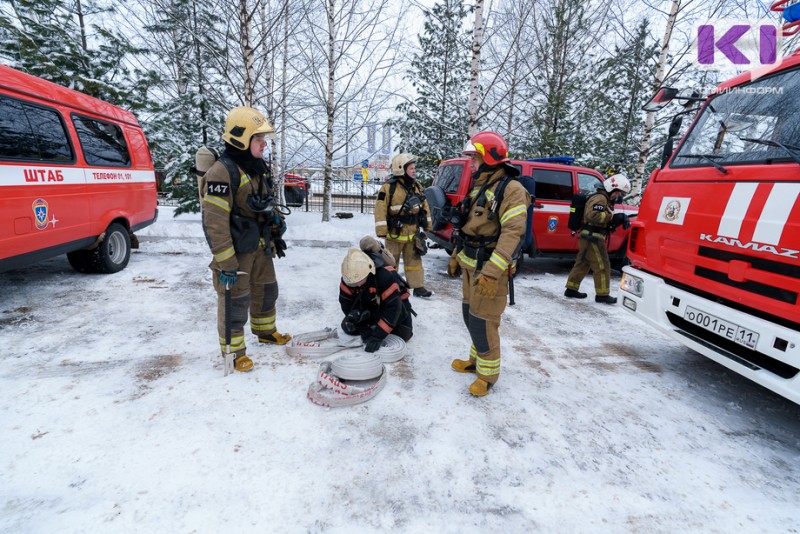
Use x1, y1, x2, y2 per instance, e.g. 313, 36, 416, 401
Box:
67, 249, 95, 273
88, 223, 131, 274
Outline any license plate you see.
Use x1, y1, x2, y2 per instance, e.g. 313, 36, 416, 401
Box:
683, 306, 759, 350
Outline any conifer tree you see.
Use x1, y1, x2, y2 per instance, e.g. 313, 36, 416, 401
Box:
394, 0, 471, 175
0, 0, 152, 110
581, 19, 659, 174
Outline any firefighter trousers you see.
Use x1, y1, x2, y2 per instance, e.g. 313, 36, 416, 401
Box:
460, 267, 509, 385
211, 245, 280, 357
386, 236, 424, 289
566, 232, 611, 296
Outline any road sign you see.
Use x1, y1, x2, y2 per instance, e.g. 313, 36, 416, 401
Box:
353, 172, 363, 181
362, 159, 369, 168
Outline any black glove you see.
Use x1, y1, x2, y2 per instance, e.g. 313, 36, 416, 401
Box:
610, 212, 629, 232
364, 337, 383, 353
273, 238, 287, 258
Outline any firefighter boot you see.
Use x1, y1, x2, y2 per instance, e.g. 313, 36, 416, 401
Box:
413, 287, 433, 298
233, 355, 254, 372
258, 332, 292, 345
564, 288, 588, 299
469, 378, 492, 397
451, 358, 476, 373
595, 295, 618, 304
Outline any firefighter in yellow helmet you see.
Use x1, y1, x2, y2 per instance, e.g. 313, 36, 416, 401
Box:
200, 106, 291, 372
374, 153, 434, 298
447, 131, 530, 396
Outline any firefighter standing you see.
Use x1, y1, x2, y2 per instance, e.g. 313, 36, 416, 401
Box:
374, 154, 434, 298
339, 243, 413, 351
448, 132, 531, 397
201, 106, 292, 372
564, 174, 632, 304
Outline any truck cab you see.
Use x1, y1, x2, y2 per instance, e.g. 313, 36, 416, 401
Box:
620, 51, 800, 404
425, 157, 638, 267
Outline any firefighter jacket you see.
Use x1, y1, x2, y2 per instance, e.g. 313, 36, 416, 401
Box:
339, 265, 411, 340
581, 190, 614, 236
455, 167, 531, 280
201, 155, 284, 272
374, 176, 432, 241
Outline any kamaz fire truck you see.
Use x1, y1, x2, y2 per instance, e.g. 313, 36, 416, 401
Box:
620, 51, 800, 404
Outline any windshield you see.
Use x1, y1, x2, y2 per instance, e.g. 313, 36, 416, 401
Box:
672, 66, 800, 168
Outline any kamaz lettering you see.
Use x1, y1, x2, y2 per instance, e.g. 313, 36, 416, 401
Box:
699, 233, 800, 259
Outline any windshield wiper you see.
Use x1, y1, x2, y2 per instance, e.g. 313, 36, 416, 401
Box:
739, 137, 800, 164
681, 154, 729, 174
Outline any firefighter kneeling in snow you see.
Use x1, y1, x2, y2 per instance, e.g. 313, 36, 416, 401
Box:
564, 173, 631, 305
339, 237, 413, 352
201, 106, 291, 372
448, 131, 530, 397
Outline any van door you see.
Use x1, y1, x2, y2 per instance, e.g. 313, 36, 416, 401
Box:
0, 95, 90, 265
530, 167, 576, 251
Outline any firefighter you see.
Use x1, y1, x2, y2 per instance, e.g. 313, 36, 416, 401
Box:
339, 245, 413, 352
202, 106, 291, 372
447, 131, 531, 397
374, 153, 434, 298
564, 173, 632, 304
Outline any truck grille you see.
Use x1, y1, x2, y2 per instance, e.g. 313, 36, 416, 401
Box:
666, 312, 799, 379
695, 246, 799, 305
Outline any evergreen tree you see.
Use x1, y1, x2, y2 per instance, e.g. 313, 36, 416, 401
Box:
134, 0, 225, 216
0, 0, 153, 111
394, 0, 471, 175
581, 19, 659, 175
517, 0, 592, 159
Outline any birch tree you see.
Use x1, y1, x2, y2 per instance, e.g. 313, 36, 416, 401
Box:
294, 0, 404, 222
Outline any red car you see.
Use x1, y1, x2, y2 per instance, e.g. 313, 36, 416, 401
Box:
283, 173, 308, 207
425, 157, 638, 269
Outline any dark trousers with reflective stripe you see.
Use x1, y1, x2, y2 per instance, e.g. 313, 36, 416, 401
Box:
566, 232, 611, 296
211, 246, 279, 356
461, 267, 508, 384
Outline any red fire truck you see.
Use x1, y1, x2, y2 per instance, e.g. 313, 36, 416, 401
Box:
0, 65, 158, 274
620, 51, 800, 404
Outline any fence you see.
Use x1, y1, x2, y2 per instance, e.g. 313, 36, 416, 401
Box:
287, 177, 379, 215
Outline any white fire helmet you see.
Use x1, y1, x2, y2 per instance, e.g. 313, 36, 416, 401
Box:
604, 173, 631, 194
341, 248, 376, 285
390, 153, 417, 176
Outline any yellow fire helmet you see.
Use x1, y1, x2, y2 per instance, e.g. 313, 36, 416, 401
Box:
390, 153, 417, 176
222, 106, 275, 150
341, 248, 376, 285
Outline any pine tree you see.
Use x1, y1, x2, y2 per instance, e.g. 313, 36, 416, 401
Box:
581, 19, 659, 175
394, 0, 471, 175
0, 0, 152, 111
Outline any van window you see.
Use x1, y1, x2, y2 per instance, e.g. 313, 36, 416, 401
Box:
435, 163, 464, 194
532, 169, 572, 200
578, 172, 603, 195
72, 115, 131, 167
0, 95, 73, 162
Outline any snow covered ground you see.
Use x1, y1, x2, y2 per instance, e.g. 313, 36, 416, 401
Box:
2, 207, 799, 533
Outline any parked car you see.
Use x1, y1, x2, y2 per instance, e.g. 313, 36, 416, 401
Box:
0, 65, 158, 274
424, 157, 638, 269
283, 173, 308, 207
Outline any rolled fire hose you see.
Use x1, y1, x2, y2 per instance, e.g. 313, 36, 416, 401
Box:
287, 327, 406, 363
306, 359, 387, 408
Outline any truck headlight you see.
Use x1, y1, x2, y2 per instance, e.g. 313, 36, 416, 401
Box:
620, 272, 643, 297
